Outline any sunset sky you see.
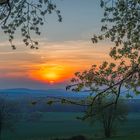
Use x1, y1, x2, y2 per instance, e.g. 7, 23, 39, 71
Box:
0, 0, 113, 89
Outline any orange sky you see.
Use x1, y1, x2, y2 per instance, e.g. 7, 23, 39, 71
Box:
0, 40, 114, 84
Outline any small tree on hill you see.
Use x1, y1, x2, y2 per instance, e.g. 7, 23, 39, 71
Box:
0, 97, 21, 140
87, 97, 128, 138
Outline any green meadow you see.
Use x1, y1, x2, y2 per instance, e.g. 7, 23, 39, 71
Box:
2, 112, 140, 140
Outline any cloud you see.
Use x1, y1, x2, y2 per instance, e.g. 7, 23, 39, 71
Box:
0, 39, 114, 87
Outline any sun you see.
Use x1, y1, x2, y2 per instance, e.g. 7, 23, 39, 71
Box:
43, 72, 59, 83
30, 67, 61, 83
29, 64, 74, 84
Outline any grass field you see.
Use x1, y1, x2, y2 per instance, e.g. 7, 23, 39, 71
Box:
2, 112, 140, 140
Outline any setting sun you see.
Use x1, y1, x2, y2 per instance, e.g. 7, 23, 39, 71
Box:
43, 72, 59, 83
44, 72, 58, 80
29, 64, 75, 84
31, 68, 60, 83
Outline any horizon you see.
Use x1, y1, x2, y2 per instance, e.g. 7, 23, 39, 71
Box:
0, 87, 140, 99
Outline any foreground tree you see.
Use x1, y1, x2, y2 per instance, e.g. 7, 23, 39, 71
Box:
66, 1, 140, 137
67, 0, 140, 112
87, 97, 128, 138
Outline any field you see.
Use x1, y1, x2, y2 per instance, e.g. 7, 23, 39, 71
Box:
2, 112, 140, 140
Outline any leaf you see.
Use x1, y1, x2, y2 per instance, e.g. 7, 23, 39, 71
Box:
31, 101, 37, 105
126, 94, 133, 99
100, 0, 104, 8
47, 100, 53, 105
61, 99, 66, 104
135, 91, 140, 95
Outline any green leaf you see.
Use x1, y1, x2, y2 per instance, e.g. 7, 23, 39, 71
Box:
61, 99, 66, 104
31, 101, 37, 105
47, 100, 53, 105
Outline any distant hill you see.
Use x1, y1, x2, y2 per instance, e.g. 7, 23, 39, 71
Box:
0, 88, 140, 113
0, 88, 88, 112
0, 88, 89, 99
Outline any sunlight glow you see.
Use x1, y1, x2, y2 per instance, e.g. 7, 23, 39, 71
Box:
44, 72, 58, 80
29, 64, 74, 84
43, 72, 59, 83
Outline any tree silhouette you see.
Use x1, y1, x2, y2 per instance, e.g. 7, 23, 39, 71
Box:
67, 0, 140, 129
87, 97, 128, 138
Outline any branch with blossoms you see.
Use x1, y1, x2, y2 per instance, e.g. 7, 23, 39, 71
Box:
66, 61, 140, 120
0, 0, 62, 49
